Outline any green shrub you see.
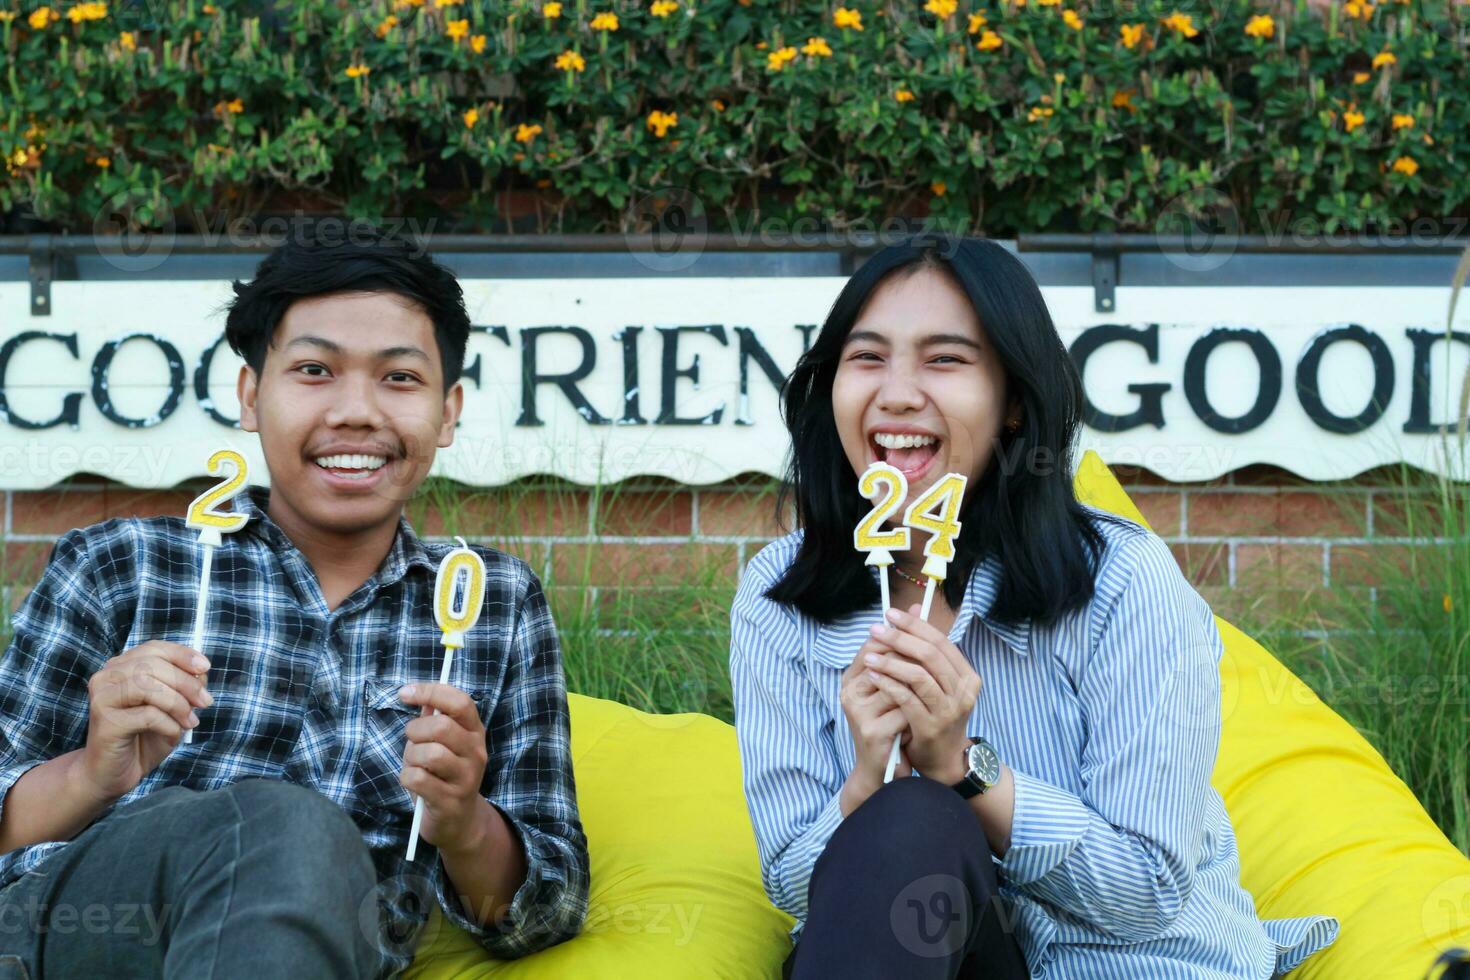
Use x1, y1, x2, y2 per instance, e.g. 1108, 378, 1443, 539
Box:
1, 0, 1464, 235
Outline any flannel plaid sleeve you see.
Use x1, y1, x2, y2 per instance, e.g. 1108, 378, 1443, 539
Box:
0, 530, 115, 874
431, 566, 589, 958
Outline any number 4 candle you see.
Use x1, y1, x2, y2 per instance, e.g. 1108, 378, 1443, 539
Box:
881, 471, 969, 784
405, 537, 487, 862
181, 449, 250, 745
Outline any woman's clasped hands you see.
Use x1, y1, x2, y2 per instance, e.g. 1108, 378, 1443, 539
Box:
838, 604, 982, 811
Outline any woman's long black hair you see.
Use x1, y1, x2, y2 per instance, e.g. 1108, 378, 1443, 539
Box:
765, 233, 1129, 626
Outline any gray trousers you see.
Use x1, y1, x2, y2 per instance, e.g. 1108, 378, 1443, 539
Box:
0, 778, 381, 979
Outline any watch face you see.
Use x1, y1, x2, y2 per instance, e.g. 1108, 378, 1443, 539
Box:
966, 740, 1001, 787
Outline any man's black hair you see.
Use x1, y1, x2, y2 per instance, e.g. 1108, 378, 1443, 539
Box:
224, 226, 470, 389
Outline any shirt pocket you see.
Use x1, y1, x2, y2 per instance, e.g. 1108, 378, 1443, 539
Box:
356, 677, 489, 821
357, 678, 423, 819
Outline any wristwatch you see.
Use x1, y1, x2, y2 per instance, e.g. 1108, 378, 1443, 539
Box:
952, 735, 1001, 799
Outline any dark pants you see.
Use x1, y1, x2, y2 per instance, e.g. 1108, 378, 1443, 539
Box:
784, 776, 1031, 980
0, 778, 381, 979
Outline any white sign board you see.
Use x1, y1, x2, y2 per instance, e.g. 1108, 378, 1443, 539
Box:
1, 279, 1468, 488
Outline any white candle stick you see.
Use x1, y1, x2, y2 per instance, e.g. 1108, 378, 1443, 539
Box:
854, 463, 912, 785
883, 471, 969, 783
181, 449, 250, 745
406, 537, 486, 862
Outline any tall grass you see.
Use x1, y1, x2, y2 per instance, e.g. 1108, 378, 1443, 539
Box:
1243, 469, 1469, 856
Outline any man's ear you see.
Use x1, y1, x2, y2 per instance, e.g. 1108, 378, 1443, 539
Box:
237, 364, 259, 433
436, 381, 465, 448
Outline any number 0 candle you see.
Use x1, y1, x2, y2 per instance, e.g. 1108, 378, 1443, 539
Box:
405, 537, 487, 862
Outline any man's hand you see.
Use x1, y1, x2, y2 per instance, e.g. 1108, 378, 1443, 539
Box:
862, 604, 981, 785
81, 641, 212, 804
398, 682, 491, 855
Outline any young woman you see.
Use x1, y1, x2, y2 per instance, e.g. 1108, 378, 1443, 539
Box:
729, 236, 1340, 979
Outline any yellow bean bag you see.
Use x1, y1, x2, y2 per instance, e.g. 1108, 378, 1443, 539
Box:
406, 451, 1470, 978
403, 698, 795, 979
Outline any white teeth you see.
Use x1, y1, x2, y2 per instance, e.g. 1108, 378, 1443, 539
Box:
314, 453, 388, 471
873, 433, 938, 450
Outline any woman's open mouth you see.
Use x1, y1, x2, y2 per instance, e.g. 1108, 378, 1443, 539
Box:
871, 431, 942, 482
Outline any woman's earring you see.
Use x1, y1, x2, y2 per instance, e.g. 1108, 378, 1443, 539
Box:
1006, 418, 1021, 433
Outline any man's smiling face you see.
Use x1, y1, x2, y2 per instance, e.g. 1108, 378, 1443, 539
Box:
237, 290, 463, 538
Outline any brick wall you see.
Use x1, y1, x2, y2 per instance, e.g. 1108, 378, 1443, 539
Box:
0, 465, 1439, 628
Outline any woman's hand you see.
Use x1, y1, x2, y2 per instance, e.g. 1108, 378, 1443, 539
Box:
862, 604, 981, 785
839, 649, 912, 813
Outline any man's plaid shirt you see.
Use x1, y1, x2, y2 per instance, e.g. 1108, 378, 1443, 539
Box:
0, 486, 588, 977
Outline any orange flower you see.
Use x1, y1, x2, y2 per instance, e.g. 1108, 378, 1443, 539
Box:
1120, 22, 1145, 48
554, 49, 586, 71
802, 36, 832, 57
1160, 12, 1198, 37
1112, 89, 1137, 112
1372, 49, 1396, 69
446, 18, 469, 42
834, 7, 863, 30
975, 29, 1002, 51
463, 108, 480, 129
1391, 156, 1418, 175
470, 34, 486, 53
646, 110, 678, 138
1062, 9, 1082, 29
766, 45, 798, 70
894, 88, 916, 103
1391, 113, 1415, 129
1343, 109, 1365, 131
966, 12, 986, 32
515, 123, 543, 144
930, 181, 946, 197
345, 63, 371, 78
1244, 14, 1273, 38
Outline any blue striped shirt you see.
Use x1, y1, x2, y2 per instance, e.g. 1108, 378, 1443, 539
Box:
730, 507, 1340, 979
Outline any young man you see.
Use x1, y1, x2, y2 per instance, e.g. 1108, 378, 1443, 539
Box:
0, 230, 589, 978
